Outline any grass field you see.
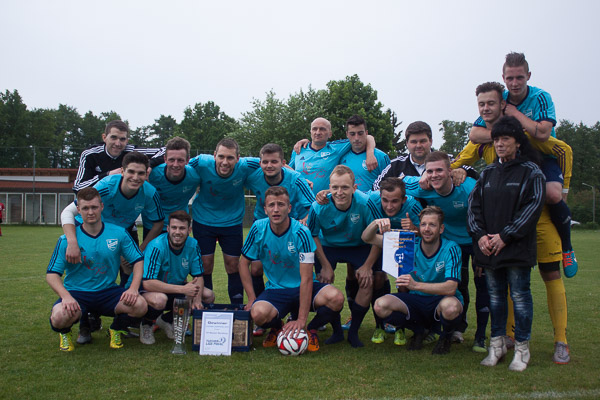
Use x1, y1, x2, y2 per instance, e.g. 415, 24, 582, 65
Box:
0, 226, 599, 400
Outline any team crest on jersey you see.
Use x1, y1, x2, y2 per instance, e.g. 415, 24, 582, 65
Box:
182, 186, 194, 193
435, 261, 445, 272
182, 258, 189, 270
287, 242, 296, 253
350, 213, 360, 224
362, 160, 368, 170
523, 109, 533, 118
320, 151, 331, 160
106, 239, 118, 251
453, 201, 465, 209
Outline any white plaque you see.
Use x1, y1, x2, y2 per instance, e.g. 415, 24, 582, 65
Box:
199, 312, 234, 356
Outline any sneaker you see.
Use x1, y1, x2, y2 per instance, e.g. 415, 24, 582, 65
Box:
384, 323, 396, 334
472, 337, 487, 353
317, 325, 327, 332
393, 329, 407, 346
59, 332, 74, 351
451, 331, 464, 343
342, 317, 352, 331
88, 313, 102, 332
509, 340, 530, 372
140, 323, 155, 345
155, 315, 174, 340
76, 327, 92, 345
504, 335, 515, 350
562, 250, 578, 278
108, 328, 125, 349
307, 329, 320, 352
432, 336, 452, 355
553, 341, 570, 364
123, 328, 139, 338
253, 325, 266, 337
262, 328, 280, 348
371, 328, 385, 344
407, 332, 425, 351
423, 332, 439, 345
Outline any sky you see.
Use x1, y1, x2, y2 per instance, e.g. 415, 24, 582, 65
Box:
2, 0, 599, 145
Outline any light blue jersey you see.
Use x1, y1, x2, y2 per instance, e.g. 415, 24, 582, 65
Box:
142, 233, 203, 285
340, 149, 390, 192
188, 155, 260, 227
87, 174, 164, 228
245, 168, 316, 220
242, 218, 317, 290
474, 86, 556, 138
144, 164, 201, 230
307, 190, 374, 247
366, 191, 422, 229
289, 139, 352, 194
47, 222, 143, 292
412, 237, 462, 304
404, 176, 475, 246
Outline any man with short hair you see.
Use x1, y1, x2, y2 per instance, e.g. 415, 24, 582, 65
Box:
307, 165, 379, 348
47, 188, 147, 351
137, 211, 214, 345
369, 206, 463, 355
188, 138, 260, 305
290, 117, 378, 194
238, 186, 345, 352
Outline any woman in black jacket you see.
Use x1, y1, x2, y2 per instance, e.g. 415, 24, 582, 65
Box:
467, 116, 545, 372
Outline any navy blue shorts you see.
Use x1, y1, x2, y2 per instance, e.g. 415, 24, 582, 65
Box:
314, 245, 381, 274
192, 221, 243, 257
253, 282, 329, 318
53, 286, 127, 317
388, 292, 445, 331
541, 157, 563, 185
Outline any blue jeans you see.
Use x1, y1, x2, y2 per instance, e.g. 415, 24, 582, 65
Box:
485, 266, 533, 342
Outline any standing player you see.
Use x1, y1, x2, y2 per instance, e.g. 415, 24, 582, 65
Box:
469, 52, 577, 275
188, 138, 260, 305
307, 165, 380, 348
238, 186, 345, 351
136, 211, 214, 345
339, 115, 390, 192
289, 117, 377, 194
370, 206, 463, 355
46, 188, 148, 351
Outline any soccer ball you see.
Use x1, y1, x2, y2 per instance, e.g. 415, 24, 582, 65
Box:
276, 330, 308, 356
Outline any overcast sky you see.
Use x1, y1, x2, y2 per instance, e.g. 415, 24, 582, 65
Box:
2, 0, 599, 145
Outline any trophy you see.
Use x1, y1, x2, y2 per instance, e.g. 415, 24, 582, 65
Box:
171, 298, 190, 354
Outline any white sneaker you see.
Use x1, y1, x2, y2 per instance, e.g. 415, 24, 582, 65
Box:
451, 331, 464, 343
155, 315, 174, 339
481, 336, 507, 367
509, 340, 530, 372
140, 323, 155, 345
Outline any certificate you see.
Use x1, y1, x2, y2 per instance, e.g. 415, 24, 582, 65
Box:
382, 230, 415, 278
199, 312, 234, 356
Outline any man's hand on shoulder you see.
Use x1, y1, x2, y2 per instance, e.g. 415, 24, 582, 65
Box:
293, 139, 310, 154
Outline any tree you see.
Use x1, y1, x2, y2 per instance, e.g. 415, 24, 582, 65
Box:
390, 110, 404, 156
179, 102, 237, 155
439, 120, 471, 157
0, 90, 29, 167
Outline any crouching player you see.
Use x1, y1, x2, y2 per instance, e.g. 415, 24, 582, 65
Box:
46, 188, 148, 351
239, 186, 345, 352
372, 206, 463, 355
136, 211, 215, 344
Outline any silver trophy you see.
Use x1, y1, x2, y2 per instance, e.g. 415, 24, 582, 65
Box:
171, 298, 190, 354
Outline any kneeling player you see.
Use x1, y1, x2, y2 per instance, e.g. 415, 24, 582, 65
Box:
136, 211, 215, 344
46, 188, 148, 351
239, 186, 345, 352
373, 206, 463, 354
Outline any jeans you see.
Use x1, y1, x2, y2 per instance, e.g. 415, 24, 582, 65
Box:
485, 266, 533, 342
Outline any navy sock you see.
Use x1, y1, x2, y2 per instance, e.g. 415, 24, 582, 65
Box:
264, 317, 283, 330
251, 274, 265, 298
549, 200, 572, 251
50, 317, 72, 334
227, 272, 244, 304
143, 306, 163, 325
308, 306, 336, 331
475, 307, 490, 341
348, 303, 369, 348
110, 314, 129, 331
345, 278, 359, 310
383, 311, 407, 328
203, 273, 213, 290
440, 314, 462, 339
162, 310, 174, 324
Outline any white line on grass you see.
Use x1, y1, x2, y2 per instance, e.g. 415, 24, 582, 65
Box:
369, 388, 600, 400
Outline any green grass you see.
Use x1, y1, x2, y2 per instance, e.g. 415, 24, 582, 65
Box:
0, 226, 599, 399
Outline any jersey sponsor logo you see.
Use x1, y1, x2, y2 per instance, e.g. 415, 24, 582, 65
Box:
435, 261, 445, 272
268, 250, 294, 269
362, 160, 368, 170
287, 242, 296, 253
181, 258, 189, 270
135, 204, 144, 213
232, 179, 243, 187
523, 109, 533, 118
106, 239, 118, 251
182, 186, 194, 193
350, 213, 360, 224
453, 201, 465, 209
320, 151, 331, 160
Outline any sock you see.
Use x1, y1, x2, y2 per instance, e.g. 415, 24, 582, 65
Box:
50, 317, 72, 334
252, 274, 265, 298
203, 274, 213, 290
345, 278, 359, 311
545, 278, 568, 344
383, 311, 407, 328
143, 306, 163, 324
475, 307, 490, 341
371, 281, 389, 329
348, 303, 369, 348
264, 317, 283, 331
110, 314, 129, 331
162, 310, 174, 324
440, 314, 462, 339
549, 201, 573, 252
227, 272, 244, 304
324, 309, 344, 345
506, 290, 515, 339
